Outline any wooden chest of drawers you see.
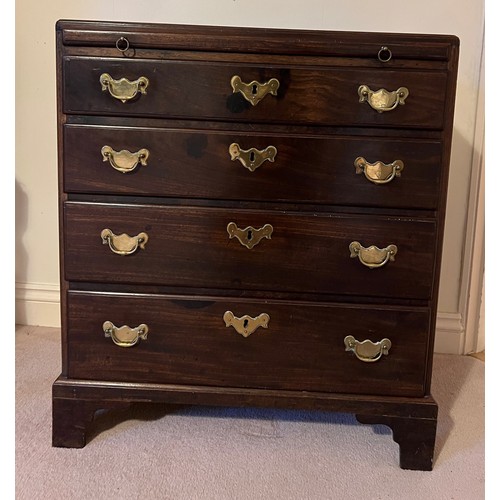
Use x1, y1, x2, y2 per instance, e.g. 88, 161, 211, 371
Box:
52, 20, 459, 471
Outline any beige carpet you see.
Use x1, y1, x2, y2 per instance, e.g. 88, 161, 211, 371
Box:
16, 325, 484, 499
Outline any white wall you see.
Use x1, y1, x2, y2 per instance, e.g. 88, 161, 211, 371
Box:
15, 0, 485, 352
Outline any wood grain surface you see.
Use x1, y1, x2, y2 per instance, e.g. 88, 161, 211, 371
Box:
63, 201, 437, 299
66, 290, 430, 396
63, 123, 442, 209
63, 56, 448, 129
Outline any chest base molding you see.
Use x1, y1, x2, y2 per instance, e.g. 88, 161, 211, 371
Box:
52, 377, 438, 471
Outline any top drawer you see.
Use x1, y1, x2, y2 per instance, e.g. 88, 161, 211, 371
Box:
62, 56, 448, 129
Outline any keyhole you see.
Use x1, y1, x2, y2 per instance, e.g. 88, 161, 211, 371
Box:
252, 84, 258, 95
243, 319, 249, 328
249, 151, 255, 163
247, 229, 253, 241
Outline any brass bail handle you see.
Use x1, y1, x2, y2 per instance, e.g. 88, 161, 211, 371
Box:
101, 145, 149, 173
354, 157, 404, 184
100, 73, 149, 103
101, 228, 149, 256
103, 321, 149, 347
231, 75, 280, 106
344, 335, 392, 362
358, 85, 409, 113
349, 241, 398, 269
223, 311, 270, 338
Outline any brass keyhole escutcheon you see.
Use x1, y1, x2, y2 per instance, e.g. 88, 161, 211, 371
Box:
230, 75, 280, 106
227, 222, 273, 249
229, 143, 277, 172
224, 311, 270, 338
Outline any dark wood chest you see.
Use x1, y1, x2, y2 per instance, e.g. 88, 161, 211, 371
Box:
52, 20, 459, 470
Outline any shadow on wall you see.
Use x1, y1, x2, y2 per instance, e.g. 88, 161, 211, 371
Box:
437, 123, 478, 314
15, 179, 29, 321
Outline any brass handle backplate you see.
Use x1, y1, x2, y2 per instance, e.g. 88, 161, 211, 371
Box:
101, 228, 149, 256
354, 156, 404, 184
101, 145, 149, 173
227, 222, 273, 249
229, 143, 277, 172
230, 75, 280, 106
103, 321, 148, 347
344, 335, 392, 362
100, 73, 149, 103
223, 311, 270, 338
349, 241, 397, 269
358, 85, 409, 113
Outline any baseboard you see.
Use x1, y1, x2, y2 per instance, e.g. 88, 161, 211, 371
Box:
15, 282, 466, 352
15, 282, 61, 328
434, 312, 464, 354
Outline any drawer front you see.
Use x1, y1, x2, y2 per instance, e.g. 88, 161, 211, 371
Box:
67, 291, 430, 397
64, 202, 436, 300
63, 56, 448, 129
64, 124, 442, 209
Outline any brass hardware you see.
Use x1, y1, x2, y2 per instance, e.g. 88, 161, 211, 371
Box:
349, 241, 398, 269
101, 228, 149, 256
100, 73, 149, 103
115, 37, 130, 52
358, 85, 409, 113
344, 335, 392, 362
227, 222, 273, 249
223, 311, 270, 338
103, 321, 148, 347
101, 145, 149, 173
377, 46, 392, 63
230, 75, 280, 106
354, 156, 404, 184
229, 143, 277, 172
